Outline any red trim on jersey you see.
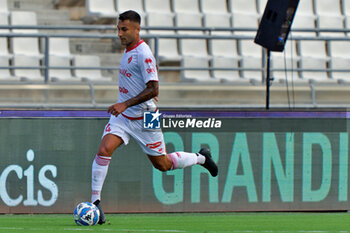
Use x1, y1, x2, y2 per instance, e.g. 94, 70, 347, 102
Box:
121, 113, 143, 120
126, 40, 144, 53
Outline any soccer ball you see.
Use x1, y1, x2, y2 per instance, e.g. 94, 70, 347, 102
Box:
73, 202, 100, 226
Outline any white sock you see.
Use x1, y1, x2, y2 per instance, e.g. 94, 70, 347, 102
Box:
168, 151, 205, 170
91, 154, 111, 203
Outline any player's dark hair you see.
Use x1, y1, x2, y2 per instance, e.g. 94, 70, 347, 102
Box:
119, 10, 141, 24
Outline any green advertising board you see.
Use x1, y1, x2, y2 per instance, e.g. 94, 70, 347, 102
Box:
0, 110, 349, 213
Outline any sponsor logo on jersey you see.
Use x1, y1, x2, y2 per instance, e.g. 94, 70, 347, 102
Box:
119, 69, 132, 78
145, 58, 152, 64
128, 56, 133, 64
146, 68, 156, 74
119, 87, 128, 94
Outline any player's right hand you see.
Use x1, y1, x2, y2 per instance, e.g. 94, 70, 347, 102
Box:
107, 102, 127, 116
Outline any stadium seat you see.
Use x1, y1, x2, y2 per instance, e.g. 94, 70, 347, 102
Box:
231, 12, 259, 36
204, 13, 238, 58
290, 14, 317, 37
181, 56, 219, 82
116, 0, 145, 26
0, 56, 20, 81
330, 40, 350, 58
329, 41, 350, 81
11, 11, 38, 33
85, 0, 118, 18
314, 0, 342, 16
172, 0, 200, 13
73, 55, 112, 82
116, 0, 144, 16
238, 40, 263, 82
271, 41, 301, 83
271, 40, 303, 82
175, 13, 208, 57
49, 55, 77, 82
13, 55, 44, 81
271, 56, 300, 83
0, 12, 10, 58
240, 56, 263, 82
144, 0, 172, 14
317, 15, 345, 37
212, 57, 243, 82
49, 38, 73, 58
296, 0, 315, 16
201, 0, 228, 14
146, 13, 180, 62
10, 11, 43, 58
330, 57, 350, 81
257, 0, 268, 15
0, 0, 8, 14
229, 0, 258, 15
298, 40, 330, 82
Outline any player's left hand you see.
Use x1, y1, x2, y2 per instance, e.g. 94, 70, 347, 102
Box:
107, 102, 127, 116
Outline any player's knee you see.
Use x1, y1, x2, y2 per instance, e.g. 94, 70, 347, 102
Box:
97, 146, 113, 157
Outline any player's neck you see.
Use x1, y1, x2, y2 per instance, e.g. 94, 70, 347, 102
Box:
126, 37, 142, 51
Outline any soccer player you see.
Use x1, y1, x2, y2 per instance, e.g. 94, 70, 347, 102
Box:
91, 10, 218, 224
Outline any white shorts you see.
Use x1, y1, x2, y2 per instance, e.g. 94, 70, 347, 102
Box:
102, 114, 166, 156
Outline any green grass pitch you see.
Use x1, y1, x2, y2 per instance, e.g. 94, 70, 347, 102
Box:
1, 212, 350, 233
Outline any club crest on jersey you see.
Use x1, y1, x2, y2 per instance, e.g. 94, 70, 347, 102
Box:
145, 58, 152, 64
128, 56, 133, 64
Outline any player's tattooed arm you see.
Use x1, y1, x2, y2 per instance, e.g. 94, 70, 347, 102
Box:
125, 80, 159, 108
107, 81, 159, 116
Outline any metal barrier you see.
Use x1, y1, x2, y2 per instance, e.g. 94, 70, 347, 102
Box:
1, 25, 350, 108
1, 25, 350, 83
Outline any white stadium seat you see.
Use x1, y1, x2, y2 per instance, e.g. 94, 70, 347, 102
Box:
314, 0, 342, 16
331, 57, 350, 81
116, 0, 145, 26
49, 38, 73, 58
74, 55, 112, 82
144, 0, 172, 14
317, 15, 345, 37
290, 14, 316, 37
173, 0, 200, 14
0, 12, 10, 58
147, 13, 180, 62
231, 13, 259, 36
212, 57, 243, 82
257, 0, 268, 14
0, 56, 20, 81
204, 13, 237, 58
181, 56, 219, 82
13, 55, 44, 81
86, 0, 118, 18
0, 0, 8, 14
49, 55, 77, 82
10, 11, 43, 58
296, 0, 315, 16
330, 41, 350, 81
201, 0, 228, 14
238, 38, 263, 81
271, 41, 301, 83
298, 41, 330, 82
175, 13, 208, 57
229, 0, 258, 15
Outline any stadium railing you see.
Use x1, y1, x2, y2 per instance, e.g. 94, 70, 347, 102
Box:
0, 24, 350, 108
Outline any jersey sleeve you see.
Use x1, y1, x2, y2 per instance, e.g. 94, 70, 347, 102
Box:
138, 45, 158, 84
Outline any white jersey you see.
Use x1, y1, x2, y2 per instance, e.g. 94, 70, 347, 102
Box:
117, 40, 158, 118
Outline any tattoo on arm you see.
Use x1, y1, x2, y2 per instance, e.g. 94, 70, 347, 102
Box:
124, 81, 159, 108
